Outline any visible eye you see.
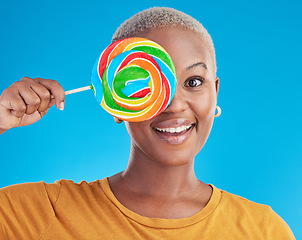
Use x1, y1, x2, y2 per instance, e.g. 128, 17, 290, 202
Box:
184, 77, 204, 88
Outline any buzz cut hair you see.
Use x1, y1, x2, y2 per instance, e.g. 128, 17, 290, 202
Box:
112, 7, 215, 61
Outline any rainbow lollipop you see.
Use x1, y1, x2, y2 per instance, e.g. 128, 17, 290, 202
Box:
65, 37, 177, 122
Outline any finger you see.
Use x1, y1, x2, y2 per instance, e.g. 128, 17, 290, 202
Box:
48, 98, 56, 108
29, 83, 51, 112
16, 84, 41, 115
36, 98, 56, 119
20, 77, 53, 112
8, 95, 27, 118
40, 106, 51, 118
20, 76, 33, 82
39, 96, 57, 117
0, 88, 27, 118
34, 78, 65, 110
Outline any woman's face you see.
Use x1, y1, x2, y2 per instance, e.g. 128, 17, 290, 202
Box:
125, 27, 219, 166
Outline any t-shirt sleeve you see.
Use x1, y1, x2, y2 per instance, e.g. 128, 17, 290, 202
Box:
267, 207, 295, 239
0, 181, 61, 239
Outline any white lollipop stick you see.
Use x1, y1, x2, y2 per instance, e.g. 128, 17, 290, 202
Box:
51, 85, 93, 99
65, 85, 92, 95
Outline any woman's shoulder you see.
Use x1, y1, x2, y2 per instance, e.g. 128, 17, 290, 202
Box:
218, 187, 271, 212
0, 178, 105, 205
213, 185, 295, 239
0, 179, 108, 239
0, 181, 60, 239
216, 186, 277, 221
0, 180, 60, 205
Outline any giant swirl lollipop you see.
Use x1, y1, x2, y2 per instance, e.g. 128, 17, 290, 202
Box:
65, 37, 177, 122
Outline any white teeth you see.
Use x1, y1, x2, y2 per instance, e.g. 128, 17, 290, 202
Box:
155, 125, 192, 133
176, 127, 182, 132
170, 128, 176, 133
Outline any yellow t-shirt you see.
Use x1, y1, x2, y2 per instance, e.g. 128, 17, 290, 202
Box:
0, 178, 295, 239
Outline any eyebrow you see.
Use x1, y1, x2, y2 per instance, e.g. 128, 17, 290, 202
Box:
186, 62, 208, 71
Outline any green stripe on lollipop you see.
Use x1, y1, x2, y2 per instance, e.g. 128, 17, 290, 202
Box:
113, 66, 150, 100
102, 66, 137, 113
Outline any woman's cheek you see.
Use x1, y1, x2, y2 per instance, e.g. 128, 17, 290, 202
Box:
192, 91, 215, 118
126, 122, 150, 145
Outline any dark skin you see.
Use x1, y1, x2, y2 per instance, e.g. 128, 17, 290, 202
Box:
0, 26, 219, 219
0, 77, 65, 134
109, 27, 219, 218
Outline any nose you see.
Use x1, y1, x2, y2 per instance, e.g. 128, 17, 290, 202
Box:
164, 84, 188, 114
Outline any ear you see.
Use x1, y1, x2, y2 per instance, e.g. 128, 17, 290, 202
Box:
215, 77, 220, 100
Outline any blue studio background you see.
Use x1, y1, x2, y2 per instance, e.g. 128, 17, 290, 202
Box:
0, 0, 301, 237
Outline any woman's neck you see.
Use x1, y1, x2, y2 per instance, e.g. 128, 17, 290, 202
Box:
120, 148, 201, 199
108, 146, 213, 219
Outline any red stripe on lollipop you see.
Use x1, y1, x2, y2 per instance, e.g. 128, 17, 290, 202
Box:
129, 88, 151, 98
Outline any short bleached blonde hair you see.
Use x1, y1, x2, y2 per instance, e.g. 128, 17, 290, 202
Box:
112, 7, 216, 68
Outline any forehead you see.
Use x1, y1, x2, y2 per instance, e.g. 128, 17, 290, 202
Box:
137, 27, 215, 75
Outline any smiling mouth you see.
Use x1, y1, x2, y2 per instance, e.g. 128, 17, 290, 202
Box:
153, 124, 194, 136
152, 123, 195, 145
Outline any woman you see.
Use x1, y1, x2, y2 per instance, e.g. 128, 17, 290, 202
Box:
0, 7, 295, 239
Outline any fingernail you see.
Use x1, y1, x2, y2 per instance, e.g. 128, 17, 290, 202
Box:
59, 102, 64, 110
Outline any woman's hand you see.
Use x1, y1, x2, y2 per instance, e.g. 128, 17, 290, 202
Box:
0, 77, 65, 134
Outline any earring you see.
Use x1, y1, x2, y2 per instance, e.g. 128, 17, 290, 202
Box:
114, 117, 123, 124
214, 106, 221, 118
